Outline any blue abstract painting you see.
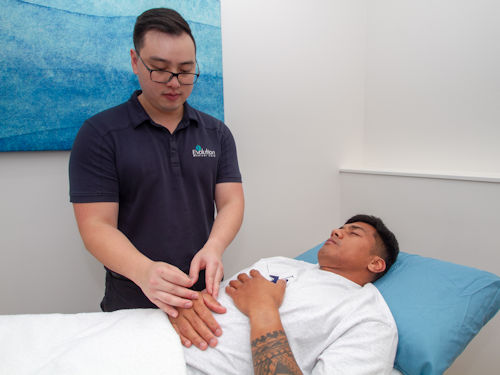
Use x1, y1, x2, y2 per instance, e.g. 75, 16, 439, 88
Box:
0, 0, 223, 151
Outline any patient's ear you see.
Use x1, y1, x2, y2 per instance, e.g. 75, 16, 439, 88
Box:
368, 256, 386, 274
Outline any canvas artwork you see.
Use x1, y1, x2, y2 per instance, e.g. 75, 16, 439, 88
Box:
0, 0, 223, 151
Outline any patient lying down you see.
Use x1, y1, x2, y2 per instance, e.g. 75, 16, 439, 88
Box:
0, 215, 399, 374
178, 214, 400, 375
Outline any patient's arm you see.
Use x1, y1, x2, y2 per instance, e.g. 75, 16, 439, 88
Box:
226, 270, 303, 375
168, 291, 226, 350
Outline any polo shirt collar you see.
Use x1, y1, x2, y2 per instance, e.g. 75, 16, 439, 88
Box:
128, 90, 199, 130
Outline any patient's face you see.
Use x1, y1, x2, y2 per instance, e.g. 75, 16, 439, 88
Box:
317, 221, 378, 276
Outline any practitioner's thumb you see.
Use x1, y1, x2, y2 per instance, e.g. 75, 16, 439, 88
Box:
189, 259, 201, 285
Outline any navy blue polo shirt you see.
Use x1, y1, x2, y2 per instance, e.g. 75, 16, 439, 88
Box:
69, 91, 241, 310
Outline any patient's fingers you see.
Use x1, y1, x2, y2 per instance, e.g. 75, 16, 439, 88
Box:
249, 269, 263, 278
228, 279, 242, 289
168, 291, 225, 350
225, 285, 235, 296
180, 324, 206, 350
194, 295, 224, 337
185, 311, 218, 348
179, 333, 192, 348
169, 307, 208, 350
202, 292, 227, 316
237, 273, 250, 282
174, 315, 209, 350
170, 319, 192, 347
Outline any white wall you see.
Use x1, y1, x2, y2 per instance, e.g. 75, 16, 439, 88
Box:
221, 0, 367, 276
0, 0, 366, 313
362, 0, 500, 175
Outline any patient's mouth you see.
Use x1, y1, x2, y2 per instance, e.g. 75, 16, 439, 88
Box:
326, 238, 338, 245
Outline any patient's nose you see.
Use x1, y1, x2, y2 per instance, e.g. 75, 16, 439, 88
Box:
332, 228, 343, 239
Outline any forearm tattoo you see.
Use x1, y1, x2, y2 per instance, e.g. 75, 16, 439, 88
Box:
251, 330, 303, 375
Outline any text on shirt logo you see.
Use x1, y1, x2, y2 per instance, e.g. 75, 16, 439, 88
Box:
192, 144, 216, 158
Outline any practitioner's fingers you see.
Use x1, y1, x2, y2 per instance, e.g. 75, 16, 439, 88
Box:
155, 300, 179, 318
188, 256, 201, 286
204, 259, 223, 296
155, 262, 193, 288
210, 265, 224, 299
153, 290, 194, 311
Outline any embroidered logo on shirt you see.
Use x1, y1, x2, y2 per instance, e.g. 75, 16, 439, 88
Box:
269, 275, 293, 283
192, 144, 216, 158
267, 263, 297, 284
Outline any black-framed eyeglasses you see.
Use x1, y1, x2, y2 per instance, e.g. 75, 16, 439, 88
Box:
136, 53, 200, 85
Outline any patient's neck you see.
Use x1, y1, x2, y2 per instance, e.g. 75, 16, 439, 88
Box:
319, 266, 373, 286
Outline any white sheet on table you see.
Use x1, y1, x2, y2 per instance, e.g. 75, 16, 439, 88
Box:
0, 308, 186, 375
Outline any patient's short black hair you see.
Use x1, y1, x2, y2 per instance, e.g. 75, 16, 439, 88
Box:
345, 214, 399, 280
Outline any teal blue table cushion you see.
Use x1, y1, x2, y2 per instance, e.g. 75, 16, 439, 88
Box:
295, 244, 500, 375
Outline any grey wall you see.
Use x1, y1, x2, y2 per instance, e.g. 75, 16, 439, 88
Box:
0, 152, 103, 313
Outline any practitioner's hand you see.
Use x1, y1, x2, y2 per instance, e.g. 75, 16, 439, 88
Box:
136, 261, 198, 318
226, 269, 286, 318
169, 291, 227, 350
189, 247, 224, 298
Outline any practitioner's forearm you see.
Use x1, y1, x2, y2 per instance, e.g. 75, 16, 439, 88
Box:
73, 202, 151, 282
73, 202, 196, 316
207, 182, 244, 255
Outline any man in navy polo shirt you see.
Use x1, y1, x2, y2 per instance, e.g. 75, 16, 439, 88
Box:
69, 8, 244, 321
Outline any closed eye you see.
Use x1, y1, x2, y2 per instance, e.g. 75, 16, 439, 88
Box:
151, 67, 170, 72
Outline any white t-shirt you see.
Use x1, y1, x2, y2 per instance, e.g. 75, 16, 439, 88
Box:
183, 257, 398, 375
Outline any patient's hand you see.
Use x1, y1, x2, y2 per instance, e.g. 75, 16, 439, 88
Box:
168, 291, 226, 350
226, 269, 286, 318
226, 271, 302, 375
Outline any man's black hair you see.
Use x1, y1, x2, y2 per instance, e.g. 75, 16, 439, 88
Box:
345, 214, 399, 280
133, 8, 196, 53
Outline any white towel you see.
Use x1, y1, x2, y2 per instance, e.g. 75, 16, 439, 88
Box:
0, 308, 187, 375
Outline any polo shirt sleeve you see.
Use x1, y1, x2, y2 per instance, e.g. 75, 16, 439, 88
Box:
216, 124, 242, 184
69, 121, 119, 203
